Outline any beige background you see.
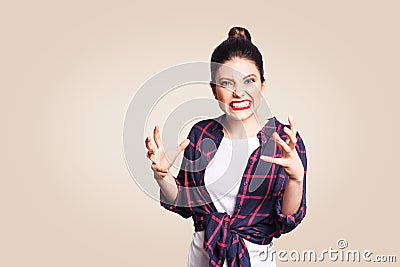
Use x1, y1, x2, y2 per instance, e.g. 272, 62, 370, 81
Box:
1, 0, 399, 266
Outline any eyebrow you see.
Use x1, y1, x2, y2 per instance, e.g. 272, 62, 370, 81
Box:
243, 74, 257, 79
218, 74, 258, 81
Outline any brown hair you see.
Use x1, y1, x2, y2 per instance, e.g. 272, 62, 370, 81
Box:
210, 26, 265, 87
228, 26, 251, 41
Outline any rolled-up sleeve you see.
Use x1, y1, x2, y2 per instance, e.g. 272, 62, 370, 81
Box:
160, 175, 193, 218
274, 131, 307, 235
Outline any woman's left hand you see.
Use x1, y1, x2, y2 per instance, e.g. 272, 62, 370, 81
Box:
260, 115, 304, 182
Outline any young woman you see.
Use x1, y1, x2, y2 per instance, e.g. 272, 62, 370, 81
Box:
145, 27, 307, 267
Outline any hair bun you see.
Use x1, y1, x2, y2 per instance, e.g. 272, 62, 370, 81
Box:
228, 26, 251, 42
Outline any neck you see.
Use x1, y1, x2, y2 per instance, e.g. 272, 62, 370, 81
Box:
221, 113, 269, 139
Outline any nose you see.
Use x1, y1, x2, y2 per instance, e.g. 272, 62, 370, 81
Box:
233, 85, 246, 98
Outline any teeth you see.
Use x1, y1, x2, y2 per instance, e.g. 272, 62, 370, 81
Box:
232, 101, 250, 108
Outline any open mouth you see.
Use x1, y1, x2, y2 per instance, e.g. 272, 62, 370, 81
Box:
229, 100, 252, 111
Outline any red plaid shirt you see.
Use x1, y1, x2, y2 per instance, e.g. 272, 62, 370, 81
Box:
160, 114, 307, 267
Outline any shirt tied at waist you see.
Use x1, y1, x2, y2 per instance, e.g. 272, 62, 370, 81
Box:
203, 212, 251, 267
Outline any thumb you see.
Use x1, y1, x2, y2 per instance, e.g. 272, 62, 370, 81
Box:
178, 138, 190, 152
170, 139, 190, 163
260, 155, 284, 166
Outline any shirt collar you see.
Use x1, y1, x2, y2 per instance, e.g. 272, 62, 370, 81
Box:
210, 114, 276, 144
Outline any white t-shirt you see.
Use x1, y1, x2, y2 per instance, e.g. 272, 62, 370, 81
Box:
187, 136, 276, 267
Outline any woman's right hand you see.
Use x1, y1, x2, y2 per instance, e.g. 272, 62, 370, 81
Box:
145, 125, 190, 180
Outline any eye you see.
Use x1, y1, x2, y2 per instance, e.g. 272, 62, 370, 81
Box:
244, 78, 256, 84
220, 80, 233, 87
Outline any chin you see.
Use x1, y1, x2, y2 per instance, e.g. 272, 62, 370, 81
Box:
224, 110, 255, 121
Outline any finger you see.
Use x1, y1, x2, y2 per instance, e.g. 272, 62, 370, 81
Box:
288, 115, 297, 136
147, 151, 156, 163
272, 132, 291, 154
151, 163, 168, 173
169, 138, 190, 164
145, 136, 157, 152
285, 138, 290, 145
153, 125, 163, 149
178, 138, 190, 153
283, 126, 297, 150
260, 155, 285, 166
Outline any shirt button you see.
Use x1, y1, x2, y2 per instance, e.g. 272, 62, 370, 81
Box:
243, 181, 247, 186
238, 205, 242, 209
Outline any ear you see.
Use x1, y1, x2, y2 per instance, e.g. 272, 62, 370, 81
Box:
210, 82, 217, 99
260, 79, 266, 94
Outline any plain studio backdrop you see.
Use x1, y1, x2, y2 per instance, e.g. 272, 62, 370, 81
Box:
1, 0, 399, 266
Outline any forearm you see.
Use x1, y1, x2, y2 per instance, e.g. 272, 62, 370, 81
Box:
282, 178, 303, 215
156, 172, 178, 204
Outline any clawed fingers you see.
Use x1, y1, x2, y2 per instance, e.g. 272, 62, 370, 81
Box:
165, 138, 190, 167
145, 135, 160, 164
145, 125, 189, 176
145, 136, 157, 152
260, 155, 285, 166
283, 126, 297, 150
153, 125, 163, 148
178, 139, 190, 153
272, 132, 291, 154
288, 115, 297, 135
145, 125, 164, 153
147, 150, 157, 163
151, 162, 168, 174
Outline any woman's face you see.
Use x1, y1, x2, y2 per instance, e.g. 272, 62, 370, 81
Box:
212, 57, 266, 121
